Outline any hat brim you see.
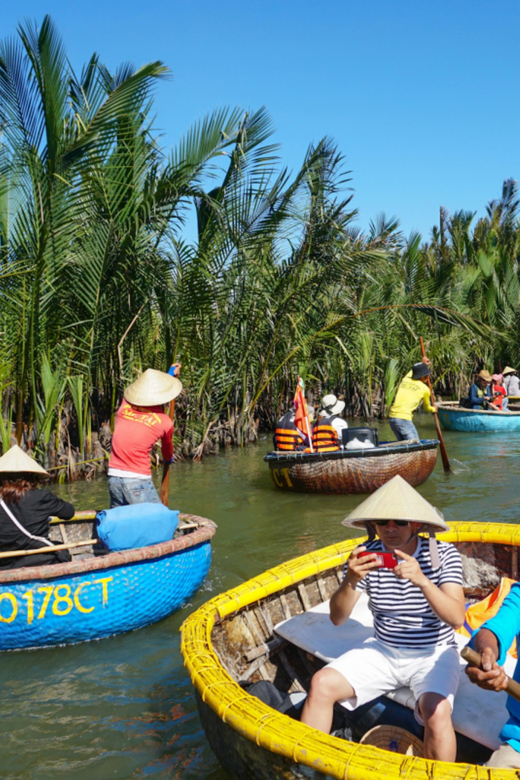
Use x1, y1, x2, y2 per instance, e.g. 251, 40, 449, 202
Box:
341, 475, 450, 532
124, 372, 182, 406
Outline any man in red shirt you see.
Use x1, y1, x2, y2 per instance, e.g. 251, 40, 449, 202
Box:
108, 367, 182, 507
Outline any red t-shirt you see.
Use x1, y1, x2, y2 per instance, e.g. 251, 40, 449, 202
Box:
492, 384, 507, 410
108, 401, 174, 476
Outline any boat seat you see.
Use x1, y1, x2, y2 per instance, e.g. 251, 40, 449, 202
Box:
274, 592, 515, 750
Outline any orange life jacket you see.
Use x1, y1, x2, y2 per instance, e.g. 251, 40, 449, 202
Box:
312, 415, 341, 452
456, 577, 518, 658
274, 412, 303, 451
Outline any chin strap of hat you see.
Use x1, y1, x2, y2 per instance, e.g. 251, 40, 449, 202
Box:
418, 523, 441, 568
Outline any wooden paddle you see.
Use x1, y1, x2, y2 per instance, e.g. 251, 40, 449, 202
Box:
0, 539, 97, 560
420, 337, 450, 473
160, 363, 181, 507
461, 646, 520, 703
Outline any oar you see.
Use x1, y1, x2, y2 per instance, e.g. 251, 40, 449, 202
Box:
0, 539, 97, 560
160, 363, 181, 507
420, 337, 450, 473
461, 646, 520, 702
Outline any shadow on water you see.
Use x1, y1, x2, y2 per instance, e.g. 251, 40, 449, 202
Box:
1, 415, 520, 777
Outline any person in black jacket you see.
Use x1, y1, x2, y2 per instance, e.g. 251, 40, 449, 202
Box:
0, 445, 75, 569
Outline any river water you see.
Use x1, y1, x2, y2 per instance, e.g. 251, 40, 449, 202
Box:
1, 417, 519, 779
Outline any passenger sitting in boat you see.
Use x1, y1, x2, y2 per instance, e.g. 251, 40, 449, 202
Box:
108, 366, 182, 507
465, 586, 520, 769
491, 374, 508, 410
503, 366, 520, 398
466, 370, 499, 411
312, 395, 347, 452
388, 359, 436, 441
274, 407, 307, 451
301, 476, 465, 763
0, 445, 75, 569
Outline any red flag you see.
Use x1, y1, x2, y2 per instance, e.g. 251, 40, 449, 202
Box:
294, 379, 313, 452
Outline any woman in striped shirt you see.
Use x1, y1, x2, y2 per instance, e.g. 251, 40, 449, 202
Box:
301, 476, 465, 762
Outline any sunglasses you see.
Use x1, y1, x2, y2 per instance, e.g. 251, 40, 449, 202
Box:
373, 520, 410, 527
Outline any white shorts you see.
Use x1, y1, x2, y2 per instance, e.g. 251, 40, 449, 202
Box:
327, 637, 460, 720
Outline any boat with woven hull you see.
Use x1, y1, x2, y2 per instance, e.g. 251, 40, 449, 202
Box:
181, 521, 520, 780
0, 511, 216, 651
263, 439, 438, 494
438, 404, 520, 433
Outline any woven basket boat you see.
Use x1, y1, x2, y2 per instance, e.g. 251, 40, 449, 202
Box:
0, 511, 216, 651
437, 403, 520, 433
181, 522, 520, 780
263, 439, 439, 494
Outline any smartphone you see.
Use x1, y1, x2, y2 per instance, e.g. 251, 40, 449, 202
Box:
358, 550, 398, 568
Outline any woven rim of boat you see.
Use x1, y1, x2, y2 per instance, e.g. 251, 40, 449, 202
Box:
0, 513, 217, 585
263, 438, 439, 465
181, 521, 520, 780
438, 405, 520, 416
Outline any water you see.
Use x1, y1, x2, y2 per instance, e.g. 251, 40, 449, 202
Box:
1, 417, 520, 778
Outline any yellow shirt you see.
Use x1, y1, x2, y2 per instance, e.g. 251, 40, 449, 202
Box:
389, 371, 436, 421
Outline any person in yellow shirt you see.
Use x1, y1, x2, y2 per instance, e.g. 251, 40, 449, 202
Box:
389, 359, 437, 441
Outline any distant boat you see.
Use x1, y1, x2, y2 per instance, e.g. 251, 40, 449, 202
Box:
437, 403, 520, 432
0, 511, 216, 651
263, 439, 439, 494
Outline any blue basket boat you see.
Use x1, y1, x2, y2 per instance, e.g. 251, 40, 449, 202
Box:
437, 404, 520, 433
0, 512, 216, 651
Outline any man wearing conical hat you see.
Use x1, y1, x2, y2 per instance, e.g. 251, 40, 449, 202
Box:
301, 476, 465, 763
503, 366, 520, 399
108, 366, 182, 507
0, 445, 75, 569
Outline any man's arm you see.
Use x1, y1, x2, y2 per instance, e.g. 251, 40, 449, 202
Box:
329, 546, 379, 625
422, 385, 437, 414
465, 628, 509, 692
393, 549, 465, 628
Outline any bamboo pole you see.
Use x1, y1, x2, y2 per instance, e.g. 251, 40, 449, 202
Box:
0, 539, 97, 560
160, 364, 181, 507
420, 337, 450, 473
461, 646, 520, 702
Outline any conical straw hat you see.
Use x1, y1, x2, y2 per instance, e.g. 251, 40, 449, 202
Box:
341, 475, 449, 531
503, 366, 517, 376
0, 444, 49, 476
359, 724, 424, 757
124, 369, 182, 406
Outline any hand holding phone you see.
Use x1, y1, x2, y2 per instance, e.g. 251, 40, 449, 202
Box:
358, 550, 398, 569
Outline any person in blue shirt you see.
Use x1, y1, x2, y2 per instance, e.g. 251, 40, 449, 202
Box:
466, 370, 499, 411
465, 584, 520, 768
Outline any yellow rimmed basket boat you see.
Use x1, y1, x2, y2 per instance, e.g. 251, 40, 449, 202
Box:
181, 522, 520, 779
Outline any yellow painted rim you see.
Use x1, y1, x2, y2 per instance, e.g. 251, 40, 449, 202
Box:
181, 522, 520, 779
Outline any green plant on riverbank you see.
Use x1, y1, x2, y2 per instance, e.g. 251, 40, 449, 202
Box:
0, 16, 518, 474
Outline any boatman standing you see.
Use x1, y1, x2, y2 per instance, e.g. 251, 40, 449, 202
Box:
388, 359, 437, 441
107, 367, 182, 507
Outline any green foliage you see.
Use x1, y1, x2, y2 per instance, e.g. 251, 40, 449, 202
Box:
0, 16, 519, 468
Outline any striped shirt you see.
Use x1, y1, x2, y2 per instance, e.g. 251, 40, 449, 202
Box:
344, 537, 463, 648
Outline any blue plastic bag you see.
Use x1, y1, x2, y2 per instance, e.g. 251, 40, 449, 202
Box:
96, 502, 179, 551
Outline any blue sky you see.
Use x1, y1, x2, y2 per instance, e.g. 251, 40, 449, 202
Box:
2, 1, 519, 239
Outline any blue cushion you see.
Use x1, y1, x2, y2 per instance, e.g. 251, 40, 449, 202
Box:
96, 503, 179, 551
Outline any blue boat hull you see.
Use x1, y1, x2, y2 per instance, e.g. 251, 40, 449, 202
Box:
0, 517, 215, 651
438, 407, 520, 433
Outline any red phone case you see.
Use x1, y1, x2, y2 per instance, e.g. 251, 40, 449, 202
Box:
359, 550, 398, 568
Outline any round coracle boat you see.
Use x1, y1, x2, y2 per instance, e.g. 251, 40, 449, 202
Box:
437, 402, 520, 433
263, 439, 439, 494
181, 521, 520, 780
0, 511, 216, 651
